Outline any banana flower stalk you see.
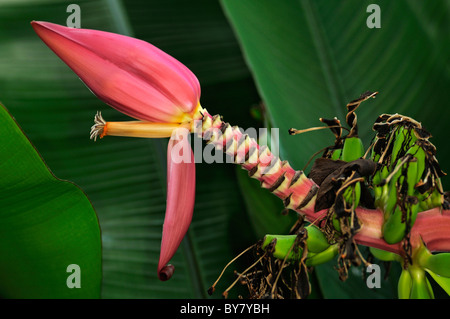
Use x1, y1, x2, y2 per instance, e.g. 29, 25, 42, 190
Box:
32, 21, 450, 283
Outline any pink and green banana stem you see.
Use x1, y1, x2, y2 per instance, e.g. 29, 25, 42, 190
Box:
193, 108, 318, 216
196, 107, 450, 256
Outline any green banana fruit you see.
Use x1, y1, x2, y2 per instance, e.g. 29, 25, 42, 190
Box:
413, 145, 426, 185
418, 188, 443, 211
261, 225, 331, 261
330, 148, 342, 161
404, 147, 420, 195
383, 203, 419, 245
262, 235, 302, 261
342, 136, 364, 162
304, 224, 331, 253
382, 142, 424, 244
389, 126, 406, 169
381, 162, 402, 222
332, 214, 341, 233
369, 247, 401, 262
390, 126, 417, 170
373, 166, 389, 208
382, 206, 404, 244
429, 187, 444, 208
383, 174, 400, 219
343, 182, 361, 209
409, 266, 434, 299
333, 135, 364, 234
407, 244, 450, 298
398, 268, 412, 299
421, 252, 450, 278
305, 244, 339, 267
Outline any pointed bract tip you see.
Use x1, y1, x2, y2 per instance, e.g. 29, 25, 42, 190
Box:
158, 264, 175, 281
30, 21, 52, 33
156, 128, 195, 281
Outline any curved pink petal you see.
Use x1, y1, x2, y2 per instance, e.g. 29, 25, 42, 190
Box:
158, 128, 196, 280
31, 21, 200, 123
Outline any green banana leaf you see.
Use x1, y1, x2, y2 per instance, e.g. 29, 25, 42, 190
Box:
220, 0, 450, 298
0, 0, 261, 298
0, 103, 101, 298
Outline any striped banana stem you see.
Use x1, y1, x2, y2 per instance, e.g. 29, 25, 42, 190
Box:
194, 107, 450, 256
93, 107, 450, 256
194, 107, 319, 218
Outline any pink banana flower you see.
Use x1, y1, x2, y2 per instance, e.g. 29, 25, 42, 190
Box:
31, 21, 198, 280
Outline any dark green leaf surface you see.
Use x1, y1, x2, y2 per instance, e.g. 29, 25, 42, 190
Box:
313, 250, 401, 299
0, 103, 101, 298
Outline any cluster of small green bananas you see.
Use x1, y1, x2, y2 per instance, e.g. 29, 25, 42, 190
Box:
370, 114, 446, 246
363, 111, 449, 299
259, 92, 378, 280
309, 92, 378, 277
367, 114, 448, 298
371, 243, 450, 299
259, 223, 338, 298
258, 91, 450, 299
261, 224, 337, 267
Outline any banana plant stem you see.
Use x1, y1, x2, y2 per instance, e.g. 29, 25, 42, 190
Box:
195, 108, 450, 255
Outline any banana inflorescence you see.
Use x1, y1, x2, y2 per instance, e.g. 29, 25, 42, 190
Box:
261, 92, 379, 282
366, 110, 449, 299
396, 242, 450, 299
370, 114, 447, 255
238, 91, 449, 299
309, 92, 378, 279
